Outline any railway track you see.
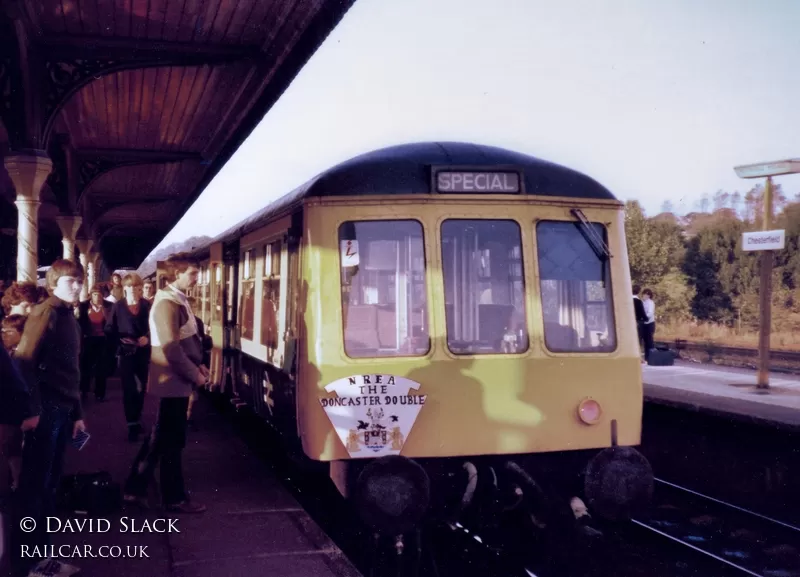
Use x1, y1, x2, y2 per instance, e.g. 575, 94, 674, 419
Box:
632, 478, 800, 577
212, 391, 535, 577
658, 339, 800, 370
215, 391, 800, 577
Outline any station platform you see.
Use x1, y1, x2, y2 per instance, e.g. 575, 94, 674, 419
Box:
3, 380, 361, 577
642, 361, 800, 430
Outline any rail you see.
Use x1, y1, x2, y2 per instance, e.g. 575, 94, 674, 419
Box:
658, 339, 800, 367
632, 478, 800, 577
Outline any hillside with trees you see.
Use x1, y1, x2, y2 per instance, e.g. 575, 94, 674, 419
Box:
627, 184, 800, 349
136, 235, 212, 277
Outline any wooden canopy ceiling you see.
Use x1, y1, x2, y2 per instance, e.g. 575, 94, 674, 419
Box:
0, 0, 355, 269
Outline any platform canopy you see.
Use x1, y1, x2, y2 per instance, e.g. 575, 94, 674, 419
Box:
0, 0, 355, 271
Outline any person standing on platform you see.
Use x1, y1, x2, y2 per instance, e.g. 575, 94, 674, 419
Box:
109, 272, 124, 303
143, 280, 155, 305
0, 292, 36, 497
1, 315, 28, 496
184, 297, 212, 428
1, 282, 39, 318
105, 274, 151, 442
10, 259, 85, 577
122, 254, 207, 514
102, 283, 115, 303
632, 285, 647, 363
1, 314, 26, 356
641, 289, 656, 363
77, 285, 114, 402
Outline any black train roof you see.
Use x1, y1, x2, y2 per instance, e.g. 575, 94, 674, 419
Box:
196, 141, 618, 253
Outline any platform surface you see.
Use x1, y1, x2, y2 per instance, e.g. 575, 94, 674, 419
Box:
642, 361, 800, 428
3, 379, 361, 577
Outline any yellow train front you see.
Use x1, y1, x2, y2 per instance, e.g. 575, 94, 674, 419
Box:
180, 142, 654, 537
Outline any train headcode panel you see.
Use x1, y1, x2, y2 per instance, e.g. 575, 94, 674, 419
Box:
320, 374, 427, 458
434, 169, 522, 193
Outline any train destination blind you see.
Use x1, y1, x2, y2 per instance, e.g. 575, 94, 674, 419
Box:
435, 170, 521, 193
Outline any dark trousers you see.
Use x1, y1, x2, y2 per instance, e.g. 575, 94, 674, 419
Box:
120, 349, 149, 427
80, 336, 110, 398
642, 322, 656, 361
124, 397, 189, 506
10, 404, 72, 575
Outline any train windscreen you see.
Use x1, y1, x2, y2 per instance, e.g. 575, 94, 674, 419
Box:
536, 221, 616, 352
441, 219, 529, 355
338, 220, 430, 358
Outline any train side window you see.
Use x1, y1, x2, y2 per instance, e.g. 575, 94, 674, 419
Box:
536, 220, 616, 352
441, 220, 528, 355
339, 220, 429, 358
225, 265, 235, 324
239, 249, 256, 341
212, 264, 222, 323
261, 240, 281, 350
202, 267, 211, 323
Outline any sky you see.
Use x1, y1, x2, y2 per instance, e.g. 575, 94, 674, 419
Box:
149, 0, 800, 255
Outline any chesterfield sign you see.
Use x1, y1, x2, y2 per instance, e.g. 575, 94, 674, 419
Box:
742, 229, 786, 252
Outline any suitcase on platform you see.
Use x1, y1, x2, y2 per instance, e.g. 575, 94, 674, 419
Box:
58, 472, 122, 515
647, 348, 674, 366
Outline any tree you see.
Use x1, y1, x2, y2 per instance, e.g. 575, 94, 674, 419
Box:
652, 270, 696, 325
743, 183, 787, 227
730, 191, 742, 218
712, 190, 730, 212
699, 194, 710, 214
625, 200, 685, 287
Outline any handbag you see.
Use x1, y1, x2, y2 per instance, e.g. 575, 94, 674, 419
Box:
118, 341, 138, 357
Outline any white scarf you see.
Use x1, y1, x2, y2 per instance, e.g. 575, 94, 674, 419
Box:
149, 285, 198, 347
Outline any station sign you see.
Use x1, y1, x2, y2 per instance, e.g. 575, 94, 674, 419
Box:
734, 159, 800, 179
742, 229, 786, 251
433, 168, 522, 194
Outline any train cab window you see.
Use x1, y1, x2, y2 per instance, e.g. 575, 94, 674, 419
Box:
239, 249, 255, 341
261, 240, 281, 350
536, 221, 616, 352
339, 220, 429, 358
441, 220, 528, 355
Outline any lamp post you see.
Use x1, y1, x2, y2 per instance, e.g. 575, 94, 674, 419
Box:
733, 159, 800, 389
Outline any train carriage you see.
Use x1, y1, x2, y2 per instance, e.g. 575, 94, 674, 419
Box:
166, 142, 654, 536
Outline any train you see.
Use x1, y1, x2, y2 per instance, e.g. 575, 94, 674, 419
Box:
143, 141, 654, 538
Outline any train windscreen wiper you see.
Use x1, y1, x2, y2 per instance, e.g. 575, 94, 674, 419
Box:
570, 208, 612, 260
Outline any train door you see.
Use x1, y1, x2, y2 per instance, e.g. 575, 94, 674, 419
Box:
282, 218, 302, 438
208, 262, 224, 389
222, 239, 240, 398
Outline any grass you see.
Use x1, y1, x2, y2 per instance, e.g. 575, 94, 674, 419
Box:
657, 320, 800, 352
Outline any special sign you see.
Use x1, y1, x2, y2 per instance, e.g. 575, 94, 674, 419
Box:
435, 171, 521, 193
319, 374, 427, 458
